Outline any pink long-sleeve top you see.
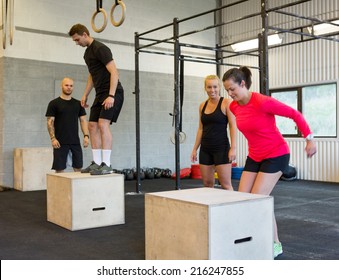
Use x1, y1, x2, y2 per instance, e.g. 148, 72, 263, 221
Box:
230, 92, 312, 162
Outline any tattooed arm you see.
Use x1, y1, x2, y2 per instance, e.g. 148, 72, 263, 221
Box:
47, 117, 60, 149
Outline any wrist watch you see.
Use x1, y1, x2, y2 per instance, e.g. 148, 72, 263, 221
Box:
306, 133, 314, 141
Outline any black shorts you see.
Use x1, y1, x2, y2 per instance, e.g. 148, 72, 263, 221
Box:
243, 154, 290, 174
52, 144, 83, 170
89, 87, 124, 124
199, 147, 230, 166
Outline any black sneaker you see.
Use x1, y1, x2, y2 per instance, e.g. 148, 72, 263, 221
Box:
81, 161, 100, 173
90, 162, 113, 175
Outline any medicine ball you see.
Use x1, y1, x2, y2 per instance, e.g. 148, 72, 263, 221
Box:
281, 164, 297, 181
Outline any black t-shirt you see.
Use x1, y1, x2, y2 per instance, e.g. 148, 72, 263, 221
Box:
45, 97, 86, 144
84, 40, 123, 95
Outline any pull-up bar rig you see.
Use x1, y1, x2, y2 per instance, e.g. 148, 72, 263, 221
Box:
133, 0, 339, 193
134, 0, 256, 193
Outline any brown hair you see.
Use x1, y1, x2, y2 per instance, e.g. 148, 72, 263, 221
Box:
68, 24, 90, 36
222, 66, 252, 89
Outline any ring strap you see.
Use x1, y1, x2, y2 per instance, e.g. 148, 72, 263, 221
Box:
2, 0, 7, 49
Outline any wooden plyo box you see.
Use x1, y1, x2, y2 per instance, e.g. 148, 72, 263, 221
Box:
145, 188, 273, 260
47, 172, 125, 231
14, 147, 53, 191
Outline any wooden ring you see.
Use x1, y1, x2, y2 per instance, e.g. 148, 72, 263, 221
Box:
110, 0, 126, 27
91, 8, 107, 33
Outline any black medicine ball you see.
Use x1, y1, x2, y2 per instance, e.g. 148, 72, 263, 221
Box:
281, 164, 297, 181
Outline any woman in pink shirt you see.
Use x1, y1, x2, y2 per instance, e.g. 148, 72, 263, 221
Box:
222, 66, 317, 258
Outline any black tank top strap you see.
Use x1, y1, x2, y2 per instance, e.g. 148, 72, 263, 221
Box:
202, 97, 224, 114
201, 100, 208, 114
217, 97, 224, 110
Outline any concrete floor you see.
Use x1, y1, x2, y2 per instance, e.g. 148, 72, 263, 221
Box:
0, 178, 339, 260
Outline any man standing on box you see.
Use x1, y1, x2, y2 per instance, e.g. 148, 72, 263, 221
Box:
68, 23, 124, 175
46, 77, 89, 173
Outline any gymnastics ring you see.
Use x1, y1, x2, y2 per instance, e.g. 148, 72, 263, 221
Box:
91, 8, 107, 33
110, 0, 126, 27
2, 0, 6, 49
170, 131, 187, 144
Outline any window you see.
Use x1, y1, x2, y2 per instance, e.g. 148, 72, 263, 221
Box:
270, 83, 337, 138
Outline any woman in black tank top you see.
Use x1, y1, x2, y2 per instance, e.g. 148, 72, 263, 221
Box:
190, 75, 237, 190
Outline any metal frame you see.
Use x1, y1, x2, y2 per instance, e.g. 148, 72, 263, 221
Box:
133, 0, 339, 192
134, 0, 254, 192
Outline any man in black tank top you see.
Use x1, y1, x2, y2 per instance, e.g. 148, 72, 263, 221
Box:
191, 75, 237, 190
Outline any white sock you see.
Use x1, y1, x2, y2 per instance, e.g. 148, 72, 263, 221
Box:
92, 149, 102, 165
102, 149, 111, 166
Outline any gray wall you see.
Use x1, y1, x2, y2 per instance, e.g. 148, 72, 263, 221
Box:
1, 0, 217, 187
0, 57, 207, 187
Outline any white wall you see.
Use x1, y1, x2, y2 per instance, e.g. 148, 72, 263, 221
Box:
2, 0, 216, 76
221, 0, 339, 182
0, 0, 220, 187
